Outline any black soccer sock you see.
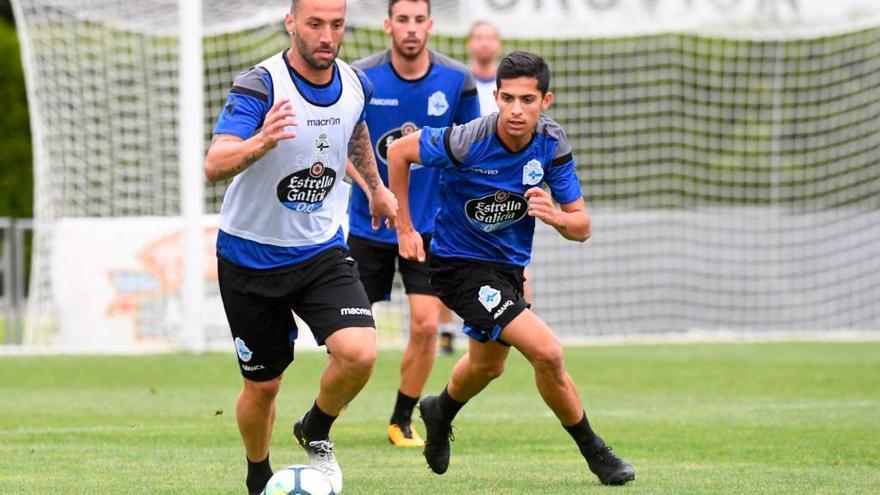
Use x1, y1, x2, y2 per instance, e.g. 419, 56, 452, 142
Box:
563, 411, 601, 454
303, 401, 337, 441
246, 453, 273, 495
438, 386, 467, 422
390, 390, 419, 426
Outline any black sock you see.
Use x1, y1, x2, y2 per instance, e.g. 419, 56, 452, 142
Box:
438, 386, 466, 422
246, 453, 272, 495
390, 390, 419, 426
563, 411, 601, 454
303, 401, 337, 441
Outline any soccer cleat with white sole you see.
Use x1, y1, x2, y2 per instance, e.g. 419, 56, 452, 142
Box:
293, 418, 343, 493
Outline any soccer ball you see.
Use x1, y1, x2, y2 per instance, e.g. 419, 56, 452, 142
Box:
262, 465, 335, 495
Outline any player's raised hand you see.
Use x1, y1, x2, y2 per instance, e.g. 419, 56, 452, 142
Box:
258, 98, 298, 149
370, 184, 399, 230
525, 187, 562, 227
397, 227, 425, 262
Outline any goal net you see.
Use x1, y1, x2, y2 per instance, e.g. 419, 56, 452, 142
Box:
8, 0, 880, 351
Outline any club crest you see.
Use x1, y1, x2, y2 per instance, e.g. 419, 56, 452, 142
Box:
523, 159, 544, 186
478, 285, 502, 312
428, 91, 449, 116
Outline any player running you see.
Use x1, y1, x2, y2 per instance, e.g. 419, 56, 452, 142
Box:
205, 1, 396, 493
346, 0, 480, 448
386, 50, 636, 486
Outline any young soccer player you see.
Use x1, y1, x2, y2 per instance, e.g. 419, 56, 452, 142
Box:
386, 50, 636, 486
205, 1, 396, 493
346, 0, 480, 447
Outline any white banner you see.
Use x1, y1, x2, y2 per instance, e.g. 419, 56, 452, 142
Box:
50, 217, 225, 351
425, 0, 880, 36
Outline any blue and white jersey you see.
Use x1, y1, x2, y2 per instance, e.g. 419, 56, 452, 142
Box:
348, 49, 481, 244
418, 113, 583, 267
213, 50, 372, 269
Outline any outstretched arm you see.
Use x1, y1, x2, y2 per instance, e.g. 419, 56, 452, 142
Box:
204, 99, 297, 183
525, 188, 591, 242
386, 131, 425, 262
348, 121, 397, 229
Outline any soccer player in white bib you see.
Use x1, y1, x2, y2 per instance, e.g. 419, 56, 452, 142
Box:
387, 51, 635, 486
467, 20, 502, 116
345, 0, 480, 448
204, 1, 397, 493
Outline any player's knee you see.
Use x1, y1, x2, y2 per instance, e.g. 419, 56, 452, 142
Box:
530, 344, 565, 376
243, 377, 281, 402
409, 312, 439, 339
471, 360, 505, 381
338, 346, 377, 377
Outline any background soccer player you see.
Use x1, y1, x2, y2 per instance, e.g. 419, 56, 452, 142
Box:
467, 20, 502, 116
205, 1, 396, 493
386, 51, 636, 486
346, 0, 480, 448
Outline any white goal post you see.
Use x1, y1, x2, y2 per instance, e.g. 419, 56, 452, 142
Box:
8, 0, 880, 352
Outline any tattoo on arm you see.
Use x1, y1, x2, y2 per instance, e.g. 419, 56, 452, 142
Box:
209, 135, 261, 182
348, 122, 382, 193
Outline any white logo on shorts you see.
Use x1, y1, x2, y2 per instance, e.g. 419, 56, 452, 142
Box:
341, 307, 373, 316
478, 285, 502, 312
234, 337, 253, 363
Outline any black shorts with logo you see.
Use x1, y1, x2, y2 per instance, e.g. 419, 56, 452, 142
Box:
347, 233, 434, 304
217, 247, 375, 381
428, 255, 529, 344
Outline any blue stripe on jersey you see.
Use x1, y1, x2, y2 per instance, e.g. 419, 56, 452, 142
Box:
418, 119, 583, 267
348, 52, 481, 244
216, 228, 346, 270
213, 52, 370, 141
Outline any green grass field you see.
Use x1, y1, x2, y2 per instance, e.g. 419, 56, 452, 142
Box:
1, 342, 878, 494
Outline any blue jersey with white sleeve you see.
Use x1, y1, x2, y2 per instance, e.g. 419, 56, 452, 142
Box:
348, 49, 481, 244
418, 113, 583, 267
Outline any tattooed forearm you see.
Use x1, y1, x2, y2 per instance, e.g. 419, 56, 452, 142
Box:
348, 122, 383, 193
205, 135, 264, 183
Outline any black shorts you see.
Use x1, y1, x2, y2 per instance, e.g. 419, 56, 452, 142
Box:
347, 233, 434, 304
217, 247, 375, 381
428, 256, 529, 344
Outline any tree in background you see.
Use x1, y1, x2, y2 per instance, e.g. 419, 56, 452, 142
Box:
0, 6, 33, 219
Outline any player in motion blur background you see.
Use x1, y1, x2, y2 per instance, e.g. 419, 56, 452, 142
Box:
205, 1, 396, 493
387, 51, 636, 486
346, 0, 480, 447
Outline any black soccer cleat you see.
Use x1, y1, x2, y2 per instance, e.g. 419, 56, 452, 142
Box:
582, 436, 636, 486
418, 395, 454, 474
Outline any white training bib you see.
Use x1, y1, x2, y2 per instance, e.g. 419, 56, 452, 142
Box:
219, 52, 364, 247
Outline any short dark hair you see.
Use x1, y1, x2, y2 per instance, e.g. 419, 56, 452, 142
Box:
388, 0, 430, 17
497, 51, 551, 95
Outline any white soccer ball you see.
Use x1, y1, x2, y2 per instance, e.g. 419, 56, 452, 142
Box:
262, 465, 335, 495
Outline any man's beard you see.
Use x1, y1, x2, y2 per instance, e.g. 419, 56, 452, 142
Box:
295, 36, 338, 70
394, 37, 426, 61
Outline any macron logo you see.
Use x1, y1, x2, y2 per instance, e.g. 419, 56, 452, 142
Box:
307, 117, 341, 126
370, 97, 399, 107
341, 307, 373, 316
